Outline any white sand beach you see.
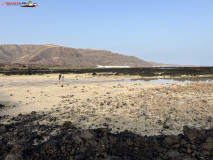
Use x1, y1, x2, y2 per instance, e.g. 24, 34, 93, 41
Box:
0, 74, 212, 136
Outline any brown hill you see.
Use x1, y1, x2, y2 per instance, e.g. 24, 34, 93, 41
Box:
0, 44, 151, 67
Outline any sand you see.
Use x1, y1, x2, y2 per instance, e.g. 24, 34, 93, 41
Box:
0, 73, 212, 136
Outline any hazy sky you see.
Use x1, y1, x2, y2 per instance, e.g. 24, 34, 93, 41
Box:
1, 0, 213, 65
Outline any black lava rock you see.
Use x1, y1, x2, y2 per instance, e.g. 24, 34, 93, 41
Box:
0, 104, 6, 108
0, 113, 213, 160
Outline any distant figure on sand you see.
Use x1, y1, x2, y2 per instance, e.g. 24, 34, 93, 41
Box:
59, 74, 62, 81
61, 75, 64, 81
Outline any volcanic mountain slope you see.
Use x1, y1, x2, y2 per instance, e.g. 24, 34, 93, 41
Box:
0, 44, 152, 67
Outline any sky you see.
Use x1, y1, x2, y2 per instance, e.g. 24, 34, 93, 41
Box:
0, 0, 213, 66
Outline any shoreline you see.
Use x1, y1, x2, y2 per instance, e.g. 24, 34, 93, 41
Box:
1, 67, 213, 77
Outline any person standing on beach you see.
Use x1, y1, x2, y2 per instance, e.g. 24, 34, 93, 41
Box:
59, 74, 62, 81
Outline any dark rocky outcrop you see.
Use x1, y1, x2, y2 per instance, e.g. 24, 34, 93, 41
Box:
0, 112, 213, 160
0, 62, 212, 77
0, 104, 6, 109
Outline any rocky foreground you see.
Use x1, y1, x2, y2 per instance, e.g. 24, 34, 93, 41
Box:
0, 112, 213, 160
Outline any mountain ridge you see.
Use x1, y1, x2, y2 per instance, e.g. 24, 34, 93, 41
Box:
0, 44, 152, 67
